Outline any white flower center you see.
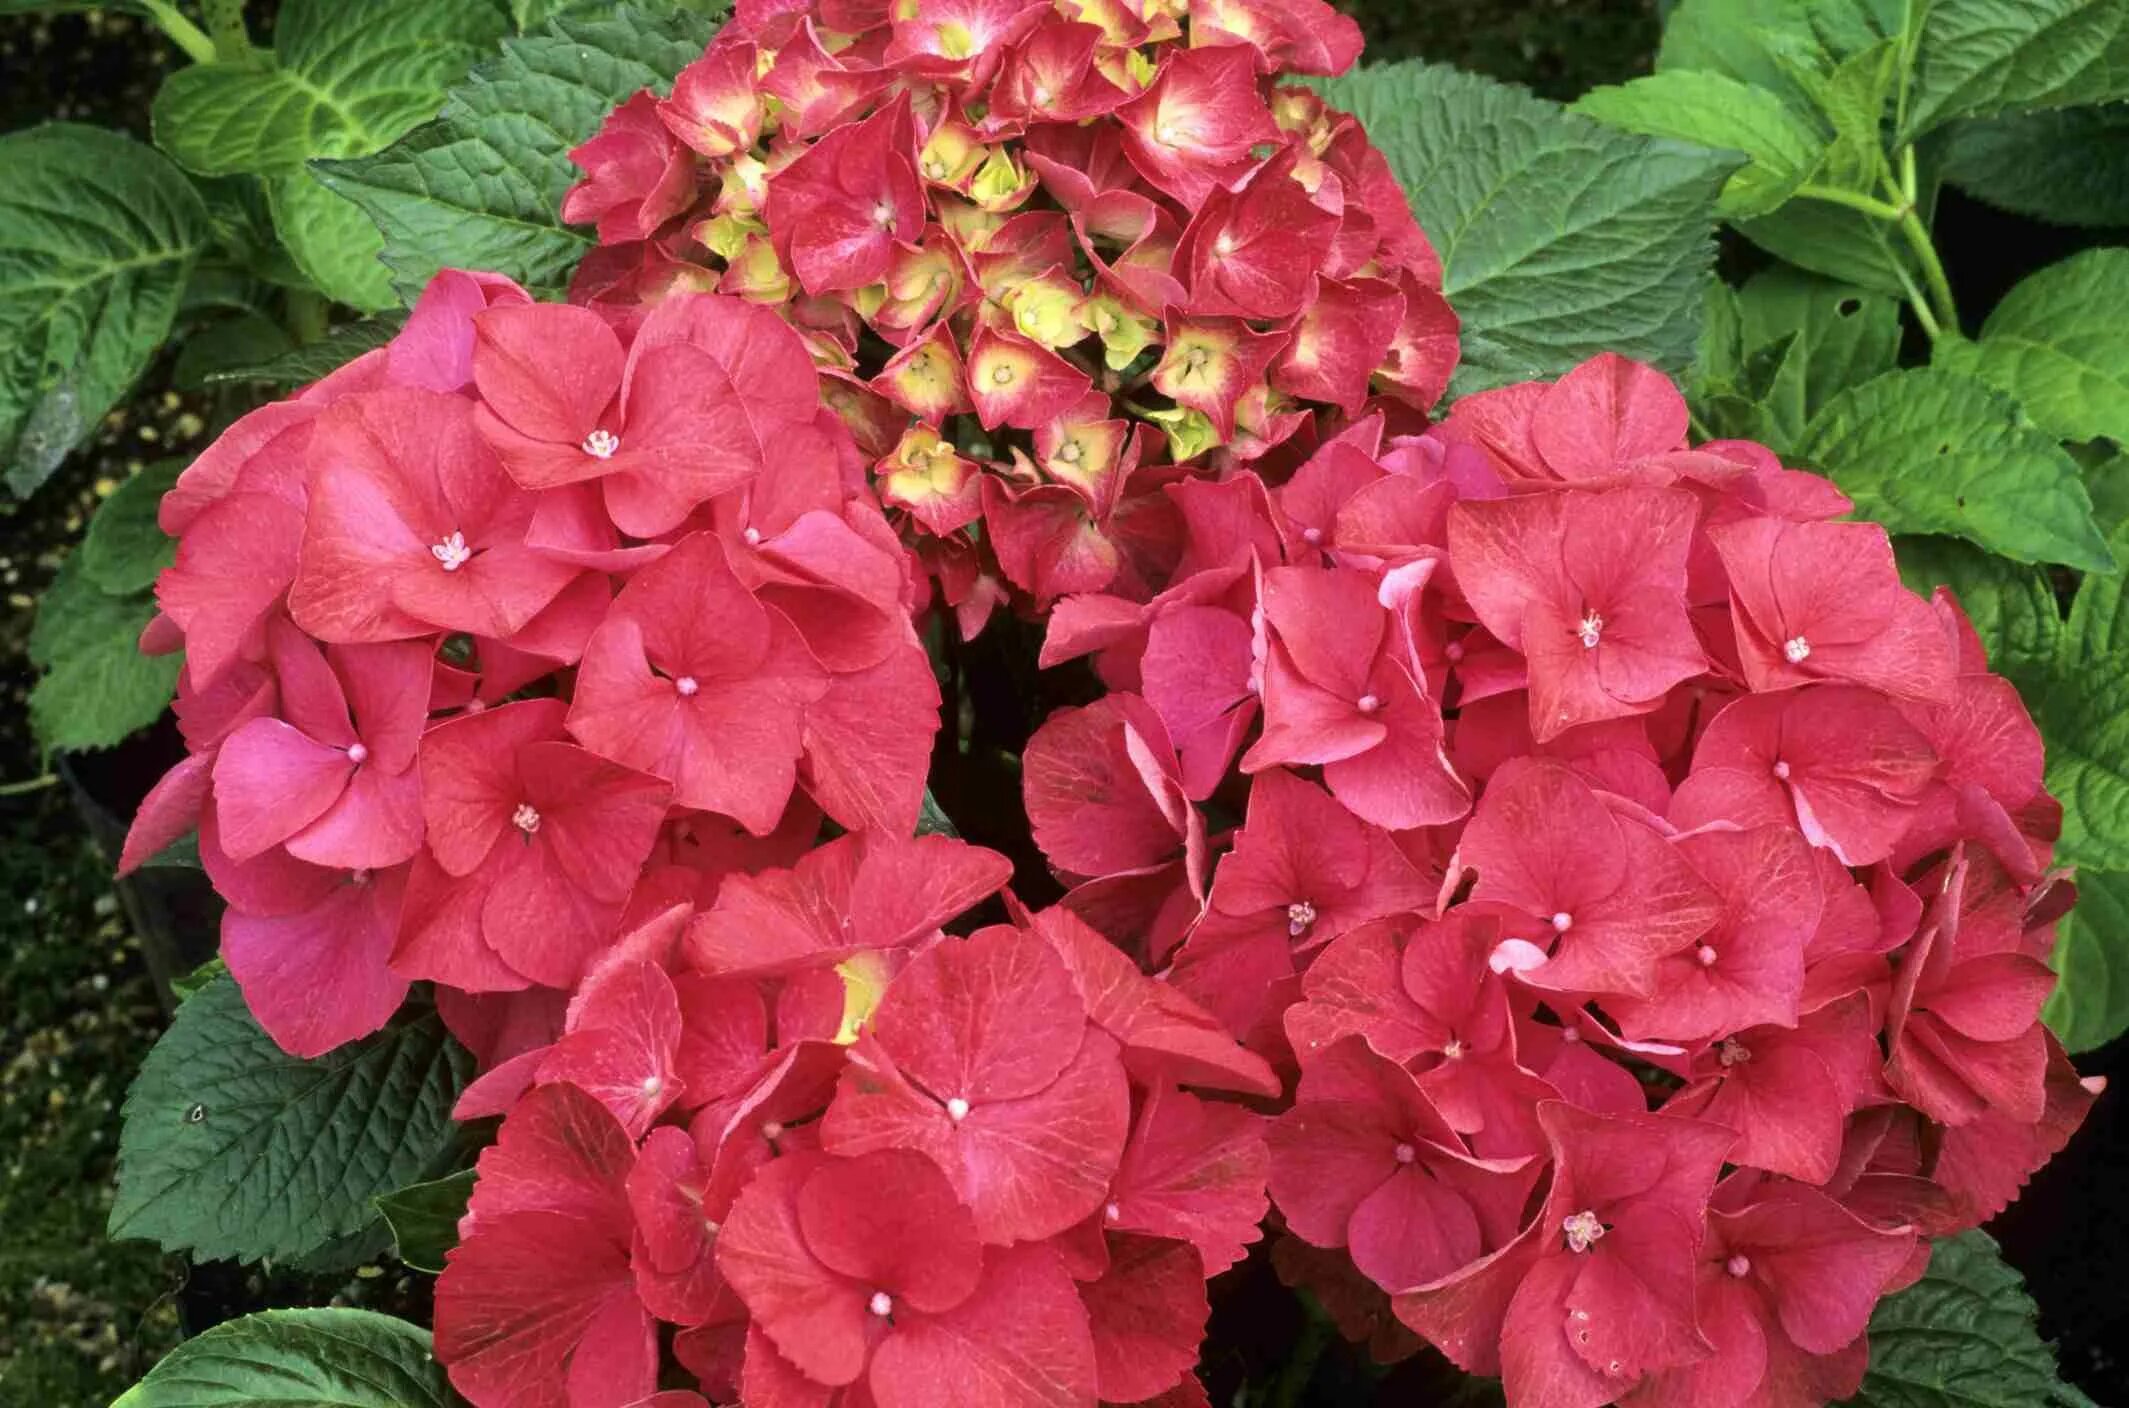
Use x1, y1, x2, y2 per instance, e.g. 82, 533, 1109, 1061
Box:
869, 1291, 894, 1317
762, 1120, 785, 1141
1214, 232, 1238, 257
1783, 635, 1812, 664
1772, 759, 1792, 781
1032, 82, 1053, 105
674, 675, 700, 697
1301, 525, 1323, 545
346, 742, 369, 765
431, 530, 472, 572
1551, 911, 1573, 933
1726, 1254, 1752, 1278
581, 429, 620, 460
1719, 1037, 1752, 1066
1441, 1038, 1466, 1060
1392, 1142, 1416, 1165
641, 1075, 663, 1096
1562, 1210, 1606, 1253
946, 1096, 971, 1122
1356, 693, 1381, 714
872, 201, 896, 229
1104, 1201, 1122, 1222
1286, 900, 1317, 937
512, 803, 541, 834
1696, 944, 1718, 967
1575, 611, 1604, 649
742, 526, 762, 545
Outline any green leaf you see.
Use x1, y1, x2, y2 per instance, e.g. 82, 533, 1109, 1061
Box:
1573, 69, 1827, 217
1731, 267, 1902, 450
375, 1168, 476, 1274
1794, 368, 2115, 572
1892, 535, 2063, 678
152, 0, 511, 177
112, 1308, 447, 1408
80, 460, 183, 596
1308, 62, 1737, 395
109, 975, 471, 1264
1943, 104, 2129, 227
146, 831, 204, 873
1657, 0, 1905, 119
1933, 249, 2129, 444
1904, 0, 2129, 139
171, 956, 227, 1001
916, 789, 960, 838
0, 125, 210, 497
207, 313, 407, 390
2044, 869, 2129, 1052
1845, 1230, 2093, 1407
27, 555, 182, 755
268, 172, 398, 312
152, 0, 509, 314
172, 312, 297, 391
315, 4, 721, 301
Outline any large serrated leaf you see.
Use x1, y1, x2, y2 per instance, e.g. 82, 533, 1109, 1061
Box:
207, 313, 407, 391
1573, 69, 1827, 217
0, 124, 210, 497
1308, 62, 1738, 395
1892, 535, 2063, 680
314, 4, 721, 301
375, 1168, 476, 1274
2045, 869, 2129, 1053
80, 459, 184, 596
1845, 1231, 2095, 1407
1904, 0, 2129, 139
113, 1308, 448, 1407
109, 975, 470, 1264
151, 0, 509, 178
1943, 104, 2129, 227
1794, 368, 2115, 572
1934, 249, 2129, 443
151, 0, 510, 313
27, 554, 182, 755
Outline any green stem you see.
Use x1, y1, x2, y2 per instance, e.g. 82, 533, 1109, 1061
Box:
141, 1, 218, 64
1267, 1306, 1333, 1408
285, 288, 331, 345
1889, 258, 1943, 340
200, 0, 255, 63
1896, 204, 1959, 333
0, 773, 58, 798
1796, 184, 1907, 222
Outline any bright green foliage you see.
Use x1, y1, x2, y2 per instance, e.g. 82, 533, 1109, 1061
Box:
316, 4, 723, 300
1944, 105, 2129, 227
1699, 268, 1901, 450
1573, 69, 1827, 216
208, 313, 406, 389
109, 976, 470, 1264
1935, 250, 2129, 443
1308, 62, 1736, 394
0, 125, 210, 497
1794, 368, 2114, 572
1904, 0, 2129, 138
1845, 1231, 2097, 1407
2024, 515, 2129, 870
80, 459, 184, 595
1893, 536, 2063, 679
27, 552, 183, 755
375, 1168, 477, 1274
2044, 870, 2129, 1052
113, 1308, 449, 1408
150, 0, 510, 312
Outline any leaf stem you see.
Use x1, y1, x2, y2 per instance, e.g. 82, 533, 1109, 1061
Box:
0, 773, 58, 798
1896, 204, 1959, 333
141, 1, 218, 65
1268, 1303, 1334, 1408
200, 0, 255, 63
285, 289, 331, 346
1795, 184, 1907, 222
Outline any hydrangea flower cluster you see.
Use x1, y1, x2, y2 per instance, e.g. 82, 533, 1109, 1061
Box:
1031, 349, 2101, 1407
116, 1, 2099, 1406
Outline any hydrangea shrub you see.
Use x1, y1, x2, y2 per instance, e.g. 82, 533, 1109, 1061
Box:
93, 1, 2112, 1406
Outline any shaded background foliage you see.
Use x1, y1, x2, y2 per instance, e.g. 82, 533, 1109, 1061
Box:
4, 1, 2125, 1405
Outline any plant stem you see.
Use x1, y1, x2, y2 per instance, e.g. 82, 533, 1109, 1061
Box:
0, 773, 58, 798
1267, 1306, 1333, 1408
141, 1, 218, 64
200, 0, 254, 63
1896, 204, 1959, 333
1796, 184, 1907, 222
285, 288, 331, 345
